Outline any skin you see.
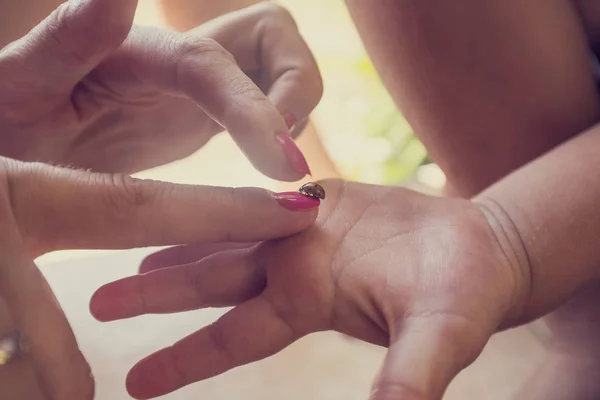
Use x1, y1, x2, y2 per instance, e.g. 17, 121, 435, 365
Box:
4, 0, 600, 399
344, 0, 600, 397
0, 157, 318, 400
0, 0, 60, 45
0, 0, 322, 398
0, 1, 320, 179
92, 179, 515, 399
89, 1, 600, 399
91, 119, 600, 399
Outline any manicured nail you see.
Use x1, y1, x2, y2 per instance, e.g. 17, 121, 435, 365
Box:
284, 113, 297, 130
274, 192, 320, 211
275, 132, 311, 176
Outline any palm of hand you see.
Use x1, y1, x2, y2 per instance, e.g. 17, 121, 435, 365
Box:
262, 181, 514, 346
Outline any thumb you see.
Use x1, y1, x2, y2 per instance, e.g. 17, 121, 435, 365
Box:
2, 0, 137, 95
370, 314, 491, 400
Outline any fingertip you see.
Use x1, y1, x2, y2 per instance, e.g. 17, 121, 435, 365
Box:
138, 254, 158, 274
89, 278, 141, 322
89, 287, 109, 322
126, 364, 151, 400
127, 352, 180, 400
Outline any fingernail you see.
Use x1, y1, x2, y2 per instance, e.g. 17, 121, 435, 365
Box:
284, 113, 297, 130
274, 192, 320, 211
275, 132, 311, 176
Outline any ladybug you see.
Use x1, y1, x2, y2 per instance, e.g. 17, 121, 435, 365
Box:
299, 182, 326, 200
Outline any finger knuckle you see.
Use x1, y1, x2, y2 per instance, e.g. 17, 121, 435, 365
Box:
230, 75, 267, 102
255, 2, 297, 26
177, 36, 234, 63
174, 36, 237, 89
206, 321, 236, 363
102, 174, 158, 218
220, 76, 270, 121
281, 68, 324, 108
219, 187, 239, 242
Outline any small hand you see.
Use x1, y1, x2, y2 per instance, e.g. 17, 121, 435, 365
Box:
92, 180, 530, 399
0, 0, 321, 179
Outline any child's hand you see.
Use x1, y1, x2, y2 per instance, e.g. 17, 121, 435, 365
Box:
92, 180, 529, 399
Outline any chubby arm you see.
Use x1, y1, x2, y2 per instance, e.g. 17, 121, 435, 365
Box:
346, 0, 600, 196
475, 122, 600, 324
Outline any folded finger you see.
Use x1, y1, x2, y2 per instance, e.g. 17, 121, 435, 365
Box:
193, 3, 322, 138
109, 26, 310, 181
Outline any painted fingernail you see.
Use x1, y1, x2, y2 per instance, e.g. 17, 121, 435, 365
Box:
275, 132, 311, 176
274, 192, 320, 211
284, 113, 297, 130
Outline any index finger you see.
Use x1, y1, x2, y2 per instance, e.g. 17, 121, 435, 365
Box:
107, 26, 310, 182
7, 161, 320, 253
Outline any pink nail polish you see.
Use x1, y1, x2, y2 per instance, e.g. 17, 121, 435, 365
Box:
284, 113, 297, 130
275, 132, 312, 176
274, 192, 320, 211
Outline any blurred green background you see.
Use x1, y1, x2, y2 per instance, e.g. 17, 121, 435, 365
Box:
287, 0, 431, 187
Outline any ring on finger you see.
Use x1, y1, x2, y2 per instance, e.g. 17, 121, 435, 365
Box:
0, 331, 27, 367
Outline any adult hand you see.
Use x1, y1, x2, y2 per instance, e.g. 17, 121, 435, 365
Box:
91, 180, 533, 399
0, 158, 319, 400
0, 0, 321, 179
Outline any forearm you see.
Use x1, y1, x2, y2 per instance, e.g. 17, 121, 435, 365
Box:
346, 0, 600, 196
476, 123, 600, 323
159, 0, 258, 31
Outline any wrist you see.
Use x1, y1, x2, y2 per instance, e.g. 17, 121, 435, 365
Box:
472, 196, 533, 327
